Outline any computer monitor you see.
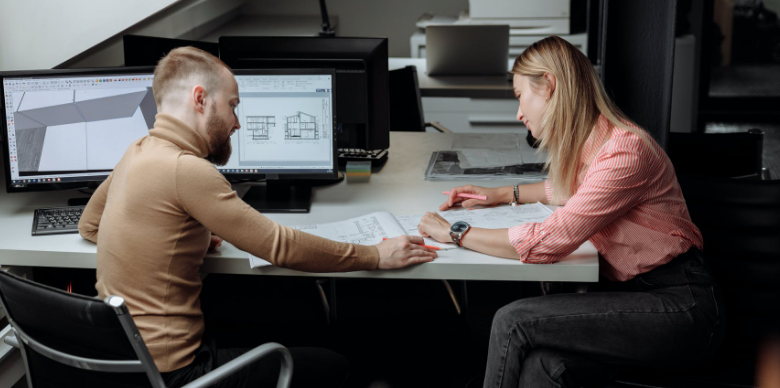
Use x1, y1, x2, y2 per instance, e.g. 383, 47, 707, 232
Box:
123, 35, 220, 67
1, 67, 156, 197
2, 67, 336, 213
222, 69, 338, 213
218, 36, 390, 152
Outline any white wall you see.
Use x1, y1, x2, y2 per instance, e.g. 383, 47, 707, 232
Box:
0, 0, 467, 70
64, 0, 245, 68
0, 0, 180, 71
243, 0, 469, 57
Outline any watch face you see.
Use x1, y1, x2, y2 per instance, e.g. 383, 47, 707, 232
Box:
451, 221, 469, 233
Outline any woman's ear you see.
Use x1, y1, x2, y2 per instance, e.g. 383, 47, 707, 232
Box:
543, 72, 556, 100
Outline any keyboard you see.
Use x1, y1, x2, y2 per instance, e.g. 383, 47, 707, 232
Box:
32, 206, 85, 236
337, 148, 388, 167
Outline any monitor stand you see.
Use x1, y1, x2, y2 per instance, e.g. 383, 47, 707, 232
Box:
67, 197, 91, 206
241, 181, 313, 213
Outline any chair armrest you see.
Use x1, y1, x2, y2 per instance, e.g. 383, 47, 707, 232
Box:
181, 342, 292, 388
425, 121, 452, 133
3, 334, 18, 348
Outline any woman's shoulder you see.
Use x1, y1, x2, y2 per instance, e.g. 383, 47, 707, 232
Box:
602, 119, 661, 159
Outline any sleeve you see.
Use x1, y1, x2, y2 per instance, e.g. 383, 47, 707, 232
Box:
543, 179, 569, 206
175, 156, 379, 272
508, 144, 652, 264
78, 172, 113, 243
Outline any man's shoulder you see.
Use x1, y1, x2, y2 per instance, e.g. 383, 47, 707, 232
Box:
175, 153, 226, 186
177, 152, 215, 170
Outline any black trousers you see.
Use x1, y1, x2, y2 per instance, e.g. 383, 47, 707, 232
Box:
161, 335, 348, 388
483, 248, 726, 388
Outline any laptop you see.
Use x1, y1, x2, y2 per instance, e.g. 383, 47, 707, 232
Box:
426, 25, 510, 76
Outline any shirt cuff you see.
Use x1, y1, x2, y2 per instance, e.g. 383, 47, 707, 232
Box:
508, 223, 554, 264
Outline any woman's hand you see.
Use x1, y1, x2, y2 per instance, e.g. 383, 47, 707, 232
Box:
418, 212, 453, 243
440, 185, 510, 211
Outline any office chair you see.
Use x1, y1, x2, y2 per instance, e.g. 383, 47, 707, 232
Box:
0, 270, 293, 388
605, 174, 780, 388
388, 66, 451, 133
667, 129, 769, 179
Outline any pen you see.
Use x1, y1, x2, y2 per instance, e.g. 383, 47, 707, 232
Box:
442, 191, 488, 201
382, 237, 441, 250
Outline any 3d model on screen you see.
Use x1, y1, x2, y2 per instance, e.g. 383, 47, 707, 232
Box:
12, 87, 156, 172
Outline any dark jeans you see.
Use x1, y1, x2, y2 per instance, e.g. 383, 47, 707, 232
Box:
161, 335, 349, 388
484, 248, 725, 388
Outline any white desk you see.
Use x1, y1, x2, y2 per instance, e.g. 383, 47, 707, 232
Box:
0, 132, 599, 282
389, 57, 516, 99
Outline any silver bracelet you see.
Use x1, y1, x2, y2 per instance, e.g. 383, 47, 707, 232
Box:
511, 184, 519, 206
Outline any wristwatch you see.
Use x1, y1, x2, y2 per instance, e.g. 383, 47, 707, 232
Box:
449, 221, 471, 247
510, 184, 520, 206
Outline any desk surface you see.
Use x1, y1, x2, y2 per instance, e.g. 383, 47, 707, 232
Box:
0, 132, 599, 282
389, 58, 516, 99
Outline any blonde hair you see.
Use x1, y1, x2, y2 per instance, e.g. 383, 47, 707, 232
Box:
511, 36, 653, 200
152, 46, 232, 107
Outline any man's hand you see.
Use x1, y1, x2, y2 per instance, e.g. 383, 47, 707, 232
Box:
208, 233, 223, 253
418, 212, 453, 243
376, 235, 437, 269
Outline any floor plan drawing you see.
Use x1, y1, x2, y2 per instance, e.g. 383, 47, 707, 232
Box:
246, 116, 274, 140
284, 111, 318, 140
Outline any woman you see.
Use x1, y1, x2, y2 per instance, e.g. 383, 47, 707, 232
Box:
418, 36, 725, 388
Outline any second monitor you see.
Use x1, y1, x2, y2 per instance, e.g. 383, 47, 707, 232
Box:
224, 69, 338, 213
219, 36, 390, 153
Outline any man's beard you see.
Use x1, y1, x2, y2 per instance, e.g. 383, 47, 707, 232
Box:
205, 105, 232, 166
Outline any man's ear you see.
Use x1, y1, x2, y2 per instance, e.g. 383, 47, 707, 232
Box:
192, 85, 207, 114
543, 72, 556, 100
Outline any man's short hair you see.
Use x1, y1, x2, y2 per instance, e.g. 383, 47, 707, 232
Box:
152, 46, 232, 107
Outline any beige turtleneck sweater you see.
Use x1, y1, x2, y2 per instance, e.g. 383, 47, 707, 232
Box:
78, 114, 379, 372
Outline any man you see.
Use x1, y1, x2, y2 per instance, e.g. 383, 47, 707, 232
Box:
78, 46, 437, 388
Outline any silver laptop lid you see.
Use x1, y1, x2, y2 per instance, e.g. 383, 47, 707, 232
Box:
426, 25, 510, 76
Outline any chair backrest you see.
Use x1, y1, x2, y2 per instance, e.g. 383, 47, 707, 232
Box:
677, 174, 780, 360
0, 270, 164, 388
388, 65, 426, 132
668, 130, 763, 178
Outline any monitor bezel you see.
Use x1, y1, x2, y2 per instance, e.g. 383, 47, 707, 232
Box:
1, 66, 156, 194
221, 68, 339, 182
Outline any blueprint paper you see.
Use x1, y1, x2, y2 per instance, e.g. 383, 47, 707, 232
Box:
425, 151, 547, 181
457, 149, 524, 169
397, 202, 554, 249
249, 212, 408, 268
249, 204, 554, 268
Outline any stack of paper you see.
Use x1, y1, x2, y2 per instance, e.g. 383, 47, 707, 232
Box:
424, 133, 547, 181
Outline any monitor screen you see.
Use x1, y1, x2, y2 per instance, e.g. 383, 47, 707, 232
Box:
219, 37, 389, 151
2, 68, 156, 193
219, 69, 337, 180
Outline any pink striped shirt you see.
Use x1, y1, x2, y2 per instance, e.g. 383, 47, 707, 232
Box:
508, 115, 703, 281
